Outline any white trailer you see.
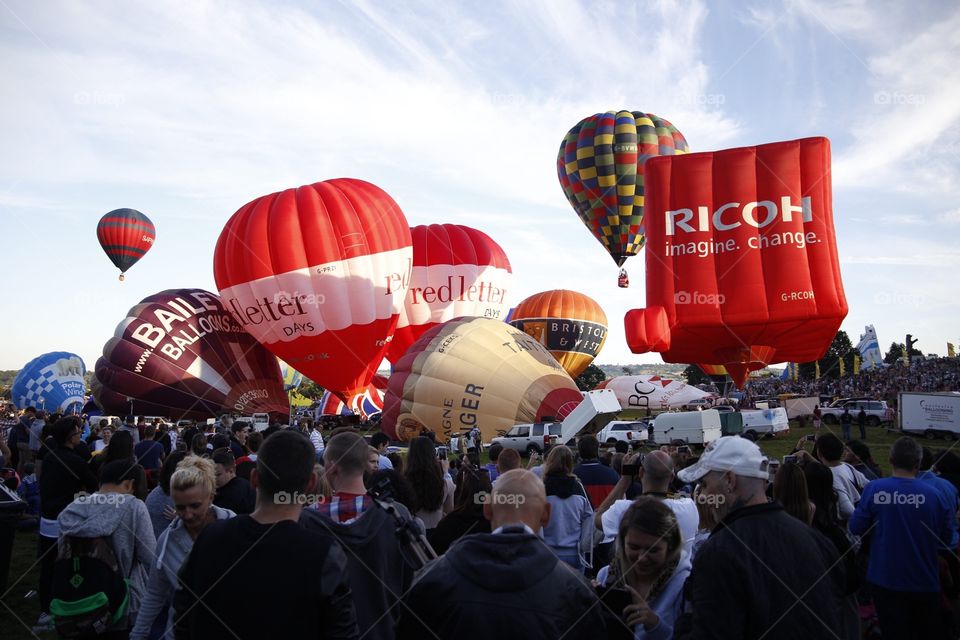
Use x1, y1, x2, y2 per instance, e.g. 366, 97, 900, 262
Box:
899, 392, 960, 440
740, 408, 790, 439
559, 389, 622, 445
651, 410, 723, 446
782, 396, 820, 420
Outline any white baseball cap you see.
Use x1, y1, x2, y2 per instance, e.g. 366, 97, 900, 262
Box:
677, 436, 770, 483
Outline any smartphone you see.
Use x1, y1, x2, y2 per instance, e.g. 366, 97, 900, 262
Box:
678, 445, 691, 454
805, 434, 816, 442
596, 585, 633, 616
620, 463, 639, 477
783, 454, 798, 464
437, 446, 448, 460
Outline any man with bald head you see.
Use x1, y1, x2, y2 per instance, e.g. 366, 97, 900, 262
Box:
396, 469, 605, 639
595, 449, 699, 551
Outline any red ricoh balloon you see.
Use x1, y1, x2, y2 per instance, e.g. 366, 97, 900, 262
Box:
624, 137, 847, 386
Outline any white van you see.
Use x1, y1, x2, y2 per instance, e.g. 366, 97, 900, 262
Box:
652, 410, 722, 446
252, 413, 271, 432
740, 408, 790, 439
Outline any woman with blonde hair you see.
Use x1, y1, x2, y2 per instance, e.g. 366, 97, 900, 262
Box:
542, 445, 594, 570
130, 455, 235, 640
596, 496, 691, 640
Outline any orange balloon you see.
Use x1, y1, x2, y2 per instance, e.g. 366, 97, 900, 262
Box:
508, 290, 608, 379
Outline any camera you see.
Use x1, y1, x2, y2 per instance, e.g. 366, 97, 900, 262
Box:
620, 463, 639, 477
436, 446, 448, 461
783, 454, 798, 464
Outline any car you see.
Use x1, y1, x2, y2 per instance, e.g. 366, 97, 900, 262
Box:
821, 399, 893, 426
596, 420, 649, 445
683, 398, 713, 411
491, 422, 564, 457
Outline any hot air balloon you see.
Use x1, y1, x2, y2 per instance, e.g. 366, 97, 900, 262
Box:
596, 375, 711, 411
382, 317, 584, 443
314, 375, 387, 419
214, 178, 412, 409
624, 137, 848, 387
386, 223, 512, 363
97, 208, 156, 281
278, 360, 304, 392
92, 289, 289, 419
508, 289, 608, 379
12, 351, 87, 414
558, 111, 688, 286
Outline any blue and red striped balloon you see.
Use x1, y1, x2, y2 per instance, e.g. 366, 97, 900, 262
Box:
96, 208, 156, 280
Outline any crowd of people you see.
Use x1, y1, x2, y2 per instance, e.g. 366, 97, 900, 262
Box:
2, 384, 960, 639
743, 356, 960, 407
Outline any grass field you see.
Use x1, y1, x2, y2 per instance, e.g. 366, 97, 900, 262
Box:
1, 420, 955, 639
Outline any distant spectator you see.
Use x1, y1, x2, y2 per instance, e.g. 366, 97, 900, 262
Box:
845, 439, 882, 480
212, 450, 256, 515
573, 435, 620, 510
429, 465, 493, 555
369, 432, 394, 470
134, 424, 165, 474
404, 436, 454, 530
496, 448, 521, 477
483, 442, 502, 483
773, 461, 813, 525
228, 421, 250, 458
145, 450, 187, 540
541, 445, 593, 570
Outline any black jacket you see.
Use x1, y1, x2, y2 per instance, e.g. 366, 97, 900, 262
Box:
213, 475, 256, 514
683, 502, 845, 639
396, 529, 606, 639
39, 445, 99, 521
175, 516, 358, 639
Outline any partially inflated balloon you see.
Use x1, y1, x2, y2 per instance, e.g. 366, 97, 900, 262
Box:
382, 317, 584, 443
596, 375, 711, 411
92, 289, 288, 419
508, 289, 608, 379
12, 352, 87, 413
97, 208, 155, 280
278, 360, 304, 392
558, 111, 688, 268
315, 375, 387, 419
214, 178, 412, 407
386, 224, 512, 363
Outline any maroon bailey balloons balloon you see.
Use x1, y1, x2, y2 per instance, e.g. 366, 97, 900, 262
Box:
93, 289, 289, 419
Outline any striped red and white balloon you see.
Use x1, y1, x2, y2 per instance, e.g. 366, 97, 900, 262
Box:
96, 208, 156, 280
213, 178, 412, 406
385, 224, 512, 363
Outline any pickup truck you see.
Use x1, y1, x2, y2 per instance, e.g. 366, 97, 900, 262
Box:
820, 399, 894, 426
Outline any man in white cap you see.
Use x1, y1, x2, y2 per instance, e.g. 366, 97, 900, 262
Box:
677, 436, 845, 639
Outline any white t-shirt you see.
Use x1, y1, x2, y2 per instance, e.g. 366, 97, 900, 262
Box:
831, 462, 868, 520
601, 495, 700, 548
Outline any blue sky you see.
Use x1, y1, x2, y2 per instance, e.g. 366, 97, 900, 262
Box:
1, 0, 958, 371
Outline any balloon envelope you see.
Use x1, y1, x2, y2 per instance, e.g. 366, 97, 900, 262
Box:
97, 208, 155, 276
558, 111, 688, 267
382, 317, 584, 443
213, 178, 412, 405
278, 360, 304, 392
508, 289, 608, 379
596, 375, 711, 411
92, 289, 289, 419
314, 375, 387, 419
12, 351, 87, 414
386, 224, 512, 363
624, 137, 848, 386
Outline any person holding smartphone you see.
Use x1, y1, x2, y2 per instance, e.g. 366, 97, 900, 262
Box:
594, 497, 690, 640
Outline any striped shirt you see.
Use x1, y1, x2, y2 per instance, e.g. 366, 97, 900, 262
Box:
315, 493, 372, 524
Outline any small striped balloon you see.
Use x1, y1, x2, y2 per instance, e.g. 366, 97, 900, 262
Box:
97, 208, 156, 280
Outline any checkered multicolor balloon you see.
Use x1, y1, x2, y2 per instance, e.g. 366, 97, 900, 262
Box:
557, 110, 688, 266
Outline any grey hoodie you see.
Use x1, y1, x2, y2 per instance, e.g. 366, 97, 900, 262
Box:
57, 493, 156, 626
130, 505, 235, 640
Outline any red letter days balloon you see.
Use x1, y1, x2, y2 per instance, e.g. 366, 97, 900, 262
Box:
508, 290, 608, 379
382, 317, 584, 444
624, 137, 847, 387
92, 289, 289, 419
97, 208, 156, 280
386, 224, 512, 363
214, 179, 412, 405
557, 111, 688, 268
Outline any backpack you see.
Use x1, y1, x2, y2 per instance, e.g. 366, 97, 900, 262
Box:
50, 535, 129, 638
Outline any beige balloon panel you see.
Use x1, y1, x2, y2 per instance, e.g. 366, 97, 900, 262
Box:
392, 318, 581, 443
